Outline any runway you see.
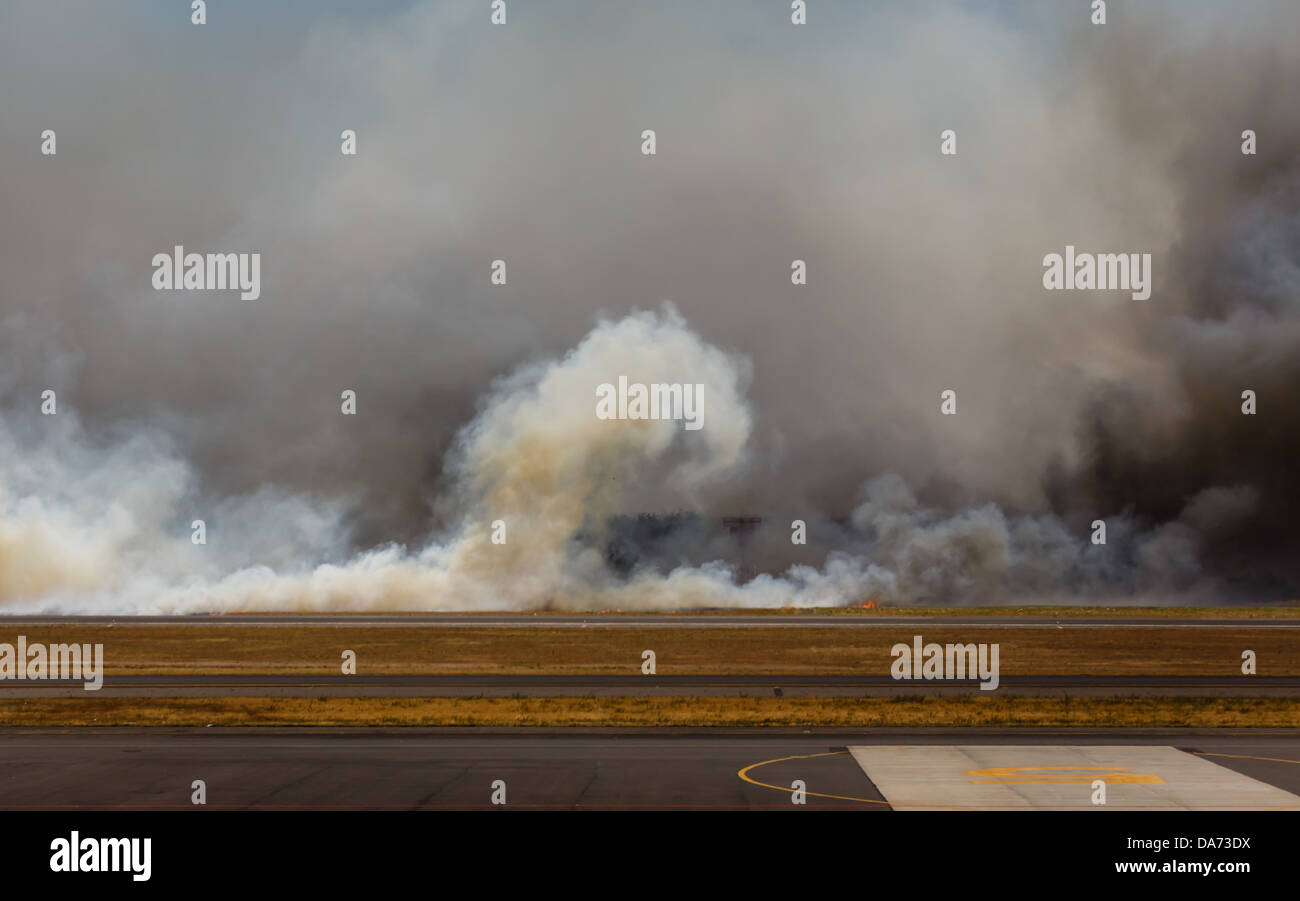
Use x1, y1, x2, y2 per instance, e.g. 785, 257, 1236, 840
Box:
5, 614, 1300, 628
1, 727, 1297, 810
3, 673, 1296, 698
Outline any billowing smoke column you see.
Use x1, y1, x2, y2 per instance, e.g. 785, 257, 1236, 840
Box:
0, 305, 1280, 612
1, 1, 1299, 610
3, 308, 754, 611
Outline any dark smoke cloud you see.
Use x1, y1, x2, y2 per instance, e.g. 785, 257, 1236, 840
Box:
1, 0, 1298, 609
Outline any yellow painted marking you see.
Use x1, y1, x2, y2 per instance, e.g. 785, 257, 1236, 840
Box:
964, 765, 1164, 785
740, 748, 1300, 809
737, 751, 891, 807
1195, 751, 1300, 766
738, 751, 987, 809
1188, 752, 1300, 809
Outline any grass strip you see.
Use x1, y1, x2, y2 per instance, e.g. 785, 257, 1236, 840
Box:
3, 696, 1299, 728
2, 625, 1296, 675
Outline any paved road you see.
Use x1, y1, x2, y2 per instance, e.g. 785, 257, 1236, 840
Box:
0, 727, 1296, 809
4, 614, 1299, 628
3, 673, 1295, 698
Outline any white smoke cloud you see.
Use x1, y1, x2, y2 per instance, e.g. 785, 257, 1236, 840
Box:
1, 307, 1255, 612
0, 308, 751, 611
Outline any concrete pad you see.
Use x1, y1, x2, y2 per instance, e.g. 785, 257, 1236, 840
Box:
848, 745, 1300, 810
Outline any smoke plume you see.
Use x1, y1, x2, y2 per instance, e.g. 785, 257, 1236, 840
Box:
1, 1, 1298, 610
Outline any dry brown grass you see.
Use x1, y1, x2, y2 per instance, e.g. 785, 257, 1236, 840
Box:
3, 623, 1295, 675
2, 696, 1298, 728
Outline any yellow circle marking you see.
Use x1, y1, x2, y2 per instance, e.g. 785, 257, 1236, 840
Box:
738, 751, 890, 807
738, 751, 987, 809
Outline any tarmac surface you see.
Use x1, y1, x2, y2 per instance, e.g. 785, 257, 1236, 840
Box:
1, 727, 1297, 810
